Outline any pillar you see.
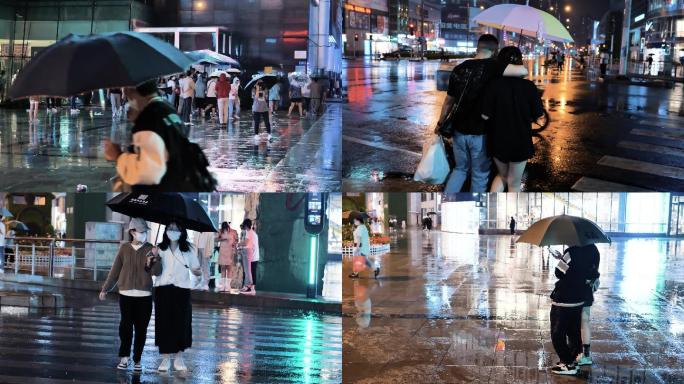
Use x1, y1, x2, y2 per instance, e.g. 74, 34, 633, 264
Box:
619, 0, 632, 75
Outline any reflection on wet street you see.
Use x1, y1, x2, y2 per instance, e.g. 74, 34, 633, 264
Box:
343, 229, 684, 383
0, 282, 341, 383
0, 103, 341, 192
342, 58, 684, 192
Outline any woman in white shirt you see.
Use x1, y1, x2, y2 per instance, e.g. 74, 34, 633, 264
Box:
228, 77, 241, 120
149, 222, 201, 373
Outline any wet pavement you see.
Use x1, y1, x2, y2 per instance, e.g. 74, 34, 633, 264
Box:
0, 281, 341, 383
342, 58, 684, 192
0, 103, 341, 192
342, 229, 684, 383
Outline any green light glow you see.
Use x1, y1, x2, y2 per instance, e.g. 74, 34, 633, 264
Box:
308, 235, 317, 285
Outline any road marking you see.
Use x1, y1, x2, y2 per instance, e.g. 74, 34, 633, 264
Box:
571, 177, 650, 192
617, 141, 684, 158
637, 120, 684, 130
597, 155, 684, 180
631, 128, 684, 141
343, 135, 422, 157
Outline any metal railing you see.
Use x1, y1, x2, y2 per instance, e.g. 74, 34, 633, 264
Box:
3, 236, 122, 282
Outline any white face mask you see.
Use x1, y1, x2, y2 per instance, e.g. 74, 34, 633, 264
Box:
133, 231, 147, 243
166, 230, 181, 242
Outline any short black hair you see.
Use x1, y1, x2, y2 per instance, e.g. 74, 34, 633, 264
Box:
135, 79, 159, 96
242, 218, 252, 229
497, 46, 523, 65
477, 34, 499, 53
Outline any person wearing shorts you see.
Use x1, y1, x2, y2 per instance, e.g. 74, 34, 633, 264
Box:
287, 84, 304, 117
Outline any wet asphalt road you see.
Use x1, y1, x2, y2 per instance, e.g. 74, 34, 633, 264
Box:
343, 229, 684, 383
342, 58, 684, 192
0, 282, 341, 383
0, 102, 341, 192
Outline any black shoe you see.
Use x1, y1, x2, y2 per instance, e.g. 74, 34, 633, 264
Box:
348, 272, 359, 278
374, 268, 380, 279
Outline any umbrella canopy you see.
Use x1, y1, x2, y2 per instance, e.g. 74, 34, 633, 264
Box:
106, 193, 216, 233
0, 208, 13, 218
226, 68, 241, 74
9, 31, 194, 99
185, 50, 220, 65
6, 220, 29, 232
245, 73, 278, 90
516, 215, 610, 247
426, 212, 437, 216
209, 70, 229, 78
288, 72, 310, 87
473, 4, 573, 43
188, 49, 240, 67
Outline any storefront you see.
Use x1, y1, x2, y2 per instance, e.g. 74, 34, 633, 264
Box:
344, 2, 393, 57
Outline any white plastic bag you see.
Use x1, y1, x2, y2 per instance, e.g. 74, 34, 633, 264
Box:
414, 135, 450, 184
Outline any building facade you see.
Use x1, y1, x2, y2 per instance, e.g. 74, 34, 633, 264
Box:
440, 0, 496, 54
628, 0, 684, 76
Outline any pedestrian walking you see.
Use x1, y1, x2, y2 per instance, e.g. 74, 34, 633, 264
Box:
509, 217, 516, 235
196, 230, 215, 291
435, 35, 528, 193
269, 81, 281, 114
204, 75, 218, 120
0, 214, 5, 273
309, 77, 322, 115
148, 222, 201, 373
238, 219, 257, 295
28, 95, 40, 122
646, 55, 654, 75
217, 221, 238, 292
216, 73, 231, 125
103, 79, 216, 192
599, 52, 608, 77
193, 73, 206, 117
288, 83, 304, 117
46, 97, 60, 113
250, 222, 259, 289
481, 46, 544, 192
166, 76, 177, 106
252, 80, 271, 141
302, 80, 311, 115
548, 246, 595, 375
557, 53, 565, 71
575, 244, 600, 367
99, 218, 154, 372
228, 77, 241, 119
179, 71, 195, 125
348, 216, 379, 279
108, 87, 123, 119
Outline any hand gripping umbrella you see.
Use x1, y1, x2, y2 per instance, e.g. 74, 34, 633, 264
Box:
516, 215, 610, 247
106, 193, 217, 234
9, 31, 194, 99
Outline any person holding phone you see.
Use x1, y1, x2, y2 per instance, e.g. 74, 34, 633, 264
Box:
99, 218, 154, 372
148, 222, 201, 373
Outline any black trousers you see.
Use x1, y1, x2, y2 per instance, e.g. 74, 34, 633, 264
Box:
550, 305, 582, 364
118, 295, 153, 363
154, 285, 193, 354
253, 111, 271, 134
180, 97, 192, 123
251, 261, 258, 286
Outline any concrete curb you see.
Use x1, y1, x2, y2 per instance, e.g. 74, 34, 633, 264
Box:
0, 274, 341, 314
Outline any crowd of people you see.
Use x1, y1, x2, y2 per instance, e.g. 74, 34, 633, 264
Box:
435, 34, 543, 193
99, 217, 261, 372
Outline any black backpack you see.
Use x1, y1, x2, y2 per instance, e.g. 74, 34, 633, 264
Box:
134, 101, 217, 192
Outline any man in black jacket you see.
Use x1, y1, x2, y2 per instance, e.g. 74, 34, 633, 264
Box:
548, 245, 595, 375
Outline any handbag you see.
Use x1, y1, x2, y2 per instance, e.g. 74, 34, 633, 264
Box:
414, 135, 451, 184
353, 255, 367, 274
437, 68, 473, 139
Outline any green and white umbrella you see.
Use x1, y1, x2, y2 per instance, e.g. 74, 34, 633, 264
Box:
473, 3, 573, 43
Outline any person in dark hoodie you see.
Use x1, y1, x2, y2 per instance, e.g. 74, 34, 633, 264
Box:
548, 244, 595, 375
576, 244, 600, 367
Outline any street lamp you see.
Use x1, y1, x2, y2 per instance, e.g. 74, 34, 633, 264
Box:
564, 5, 571, 12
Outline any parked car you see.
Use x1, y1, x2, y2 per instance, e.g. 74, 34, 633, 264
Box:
381, 47, 415, 60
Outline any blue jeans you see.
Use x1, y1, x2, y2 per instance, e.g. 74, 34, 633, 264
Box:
444, 132, 491, 193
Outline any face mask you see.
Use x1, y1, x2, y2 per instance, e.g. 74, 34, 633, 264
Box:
167, 230, 181, 242
133, 231, 147, 243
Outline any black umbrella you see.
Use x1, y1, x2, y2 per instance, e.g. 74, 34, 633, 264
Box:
106, 193, 217, 233
9, 31, 193, 99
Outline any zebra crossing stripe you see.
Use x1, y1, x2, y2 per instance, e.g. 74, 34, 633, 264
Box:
631, 128, 684, 141
617, 141, 684, 158
597, 156, 684, 181
571, 177, 650, 192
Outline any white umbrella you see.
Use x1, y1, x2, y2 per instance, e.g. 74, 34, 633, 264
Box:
209, 70, 229, 78
190, 49, 240, 67
288, 72, 310, 87
226, 68, 241, 74
473, 4, 573, 43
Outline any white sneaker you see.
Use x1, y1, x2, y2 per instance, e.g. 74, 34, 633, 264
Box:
117, 357, 130, 370
551, 362, 578, 375
157, 356, 171, 372
173, 355, 187, 372
576, 353, 592, 366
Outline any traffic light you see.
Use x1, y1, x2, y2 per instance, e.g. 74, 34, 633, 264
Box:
409, 24, 415, 36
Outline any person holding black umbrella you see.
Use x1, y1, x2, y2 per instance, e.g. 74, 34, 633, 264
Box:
149, 222, 201, 373
99, 218, 154, 373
